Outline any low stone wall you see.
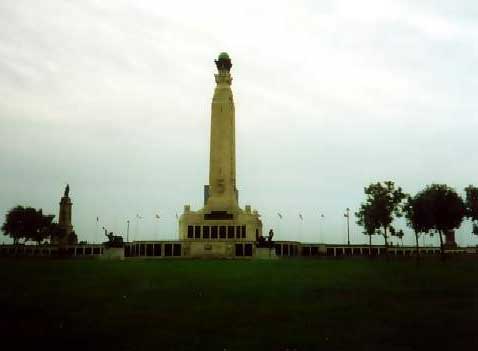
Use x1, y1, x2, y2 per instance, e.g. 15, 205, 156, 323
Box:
101, 247, 124, 260
0, 244, 103, 257
255, 247, 278, 260
1, 243, 476, 260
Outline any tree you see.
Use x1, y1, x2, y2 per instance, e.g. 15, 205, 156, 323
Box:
465, 185, 478, 220
32, 213, 55, 245
403, 195, 428, 258
388, 226, 404, 246
356, 204, 380, 253
68, 231, 78, 245
465, 185, 478, 238
2, 206, 55, 244
2, 206, 27, 244
473, 223, 478, 237
49, 223, 66, 244
49, 223, 78, 245
413, 184, 466, 256
356, 181, 406, 254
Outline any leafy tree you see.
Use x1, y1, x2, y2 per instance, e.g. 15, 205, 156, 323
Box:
356, 204, 380, 252
49, 223, 66, 244
413, 184, 466, 256
465, 185, 478, 220
394, 229, 405, 246
2, 206, 27, 244
473, 223, 478, 237
49, 223, 78, 245
403, 195, 428, 257
2, 206, 55, 244
388, 226, 404, 246
33, 213, 55, 245
68, 231, 78, 245
356, 181, 406, 254
465, 185, 478, 238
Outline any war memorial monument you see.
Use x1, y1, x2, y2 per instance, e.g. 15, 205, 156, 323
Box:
0, 53, 472, 259
178, 52, 264, 257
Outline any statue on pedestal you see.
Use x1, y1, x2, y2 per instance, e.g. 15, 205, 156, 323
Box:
256, 229, 274, 248
64, 184, 70, 197
102, 226, 124, 248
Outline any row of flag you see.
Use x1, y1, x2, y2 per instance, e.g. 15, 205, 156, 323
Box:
96, 212, 340, 222
278, 213, 325, 220
96, 213, 180, 222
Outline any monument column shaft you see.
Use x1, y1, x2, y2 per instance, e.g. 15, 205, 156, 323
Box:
207, 71, 237, 210
59, 197, 73, 234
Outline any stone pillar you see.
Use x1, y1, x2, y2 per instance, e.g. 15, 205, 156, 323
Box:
207, 52, 239, 212
59, 196, 73, 236
54, 184, 76, 245
177, 53, 263, 245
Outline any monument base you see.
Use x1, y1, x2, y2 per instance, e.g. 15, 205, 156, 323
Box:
101, 247, 124, 260
255, 247, 278, 260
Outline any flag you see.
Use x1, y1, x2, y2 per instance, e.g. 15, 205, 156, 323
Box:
299, 214, 303, 220
277, 213, 283, 219
344, 213, 349, 218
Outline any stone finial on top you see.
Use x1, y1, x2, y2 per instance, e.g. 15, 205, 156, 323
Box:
64, 184, 70, 197
218, 52, 229, 60
215, 52, 232, 72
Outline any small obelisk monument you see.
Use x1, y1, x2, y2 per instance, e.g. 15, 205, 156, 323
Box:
58, 184, 73, 237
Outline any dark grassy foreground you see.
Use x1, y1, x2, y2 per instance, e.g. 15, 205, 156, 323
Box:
1, 258, 477, 351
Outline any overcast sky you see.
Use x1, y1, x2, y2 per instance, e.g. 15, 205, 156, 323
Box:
1, 0, 477, 246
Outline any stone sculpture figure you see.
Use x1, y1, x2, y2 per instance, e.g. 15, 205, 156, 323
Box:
103, 227, 124, 248
64, 184, 70, 197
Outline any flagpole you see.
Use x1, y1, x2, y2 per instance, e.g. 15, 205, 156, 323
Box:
279, 214, 281, 241
318, 214, 320, 243
318, 213, 324, 244
344, 208, 351, 246
126, 220, 130, 242
300, 220, 302, 242
135, 214, 141, 241
298, 213, 303, 242
155, 213, 160, 240
276, 213, 282, 241
275, 215, 279, 241
95, 217, 99, 244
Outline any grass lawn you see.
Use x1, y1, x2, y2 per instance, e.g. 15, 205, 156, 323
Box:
1, 257, 477, 350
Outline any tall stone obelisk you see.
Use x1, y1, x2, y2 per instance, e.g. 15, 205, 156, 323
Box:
207, 52, 238, 212
179, 53, 263, 247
